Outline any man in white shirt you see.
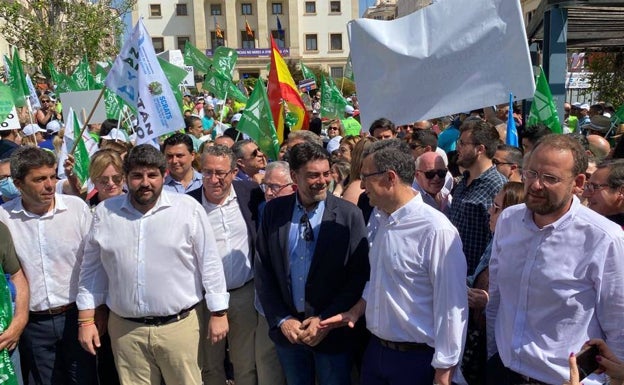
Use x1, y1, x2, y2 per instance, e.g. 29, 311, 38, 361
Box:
0, 146, 97, 385
486, 134, 624, 385
188, 145, 264, 385
322, 139, 468, 385
77, 145, 229, 385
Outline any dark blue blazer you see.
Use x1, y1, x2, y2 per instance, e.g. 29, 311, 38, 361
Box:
255, 193, 369, 352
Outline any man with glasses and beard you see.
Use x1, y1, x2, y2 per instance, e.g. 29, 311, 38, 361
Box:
486, 134, 624, 385
448, 120, 506, 276
255, 142, 369, 385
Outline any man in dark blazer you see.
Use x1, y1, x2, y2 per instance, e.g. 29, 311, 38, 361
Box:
188, 144, 264, 385
255, 142, 369, 385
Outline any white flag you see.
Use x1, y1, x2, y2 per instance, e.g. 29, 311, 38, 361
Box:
348, 0, 535, 130
105, 19, 184, 144
25, 75, 41, 110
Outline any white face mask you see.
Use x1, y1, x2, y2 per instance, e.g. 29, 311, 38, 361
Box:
0, 177, 20, 201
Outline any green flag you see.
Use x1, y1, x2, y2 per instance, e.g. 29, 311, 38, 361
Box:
212, 46, 238, 79
300, 61, 316, 83
71, 56, 95, 91
612, 104, 624, 125
184, 41, 212, 73
8, 48, 29, 107
344, 55, 354, 82
48, 62, 79, 94
204, 69, 248, 103
158, 58, 188, 111
237, 80, 279, 160
320, 75, 347, 119
71, 112, 90, 185
0, 81, 15, 122
0, 266, 18, 385
93, 62, 110, 89
527, 66, 562, 134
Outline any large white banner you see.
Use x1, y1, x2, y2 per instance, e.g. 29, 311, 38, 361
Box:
106, 19, 185, 144
348, 0, 535, 130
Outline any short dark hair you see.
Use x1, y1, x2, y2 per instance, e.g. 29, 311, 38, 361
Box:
10, 146, 56, 181
368, 118, 396, 136
363, 139, 415, 185
200, 144, 236, 169
496, 144, 523, 165
124, 144, 167, 176
596, 159, 624, 189
231, 139, 254, 160
410, 130, 438, 150
99, 119, 120, 138
163, 133, 194, 154
460, 120, 500, 158
288, 142, 329, 172
532, 134, 588, 176
523, 124, 551, 146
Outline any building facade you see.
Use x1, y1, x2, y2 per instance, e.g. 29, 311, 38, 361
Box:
133, 0, 358, 80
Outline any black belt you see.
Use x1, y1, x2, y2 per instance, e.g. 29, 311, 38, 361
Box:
122, 303, 197, 326
376, 336, 432, 352
30, 302, 76, 316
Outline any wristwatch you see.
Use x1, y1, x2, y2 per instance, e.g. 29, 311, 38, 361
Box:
211, 310, 228, 317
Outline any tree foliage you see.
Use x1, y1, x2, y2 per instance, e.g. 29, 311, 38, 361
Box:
587, 52, 624, 107
0, 0, 136, 74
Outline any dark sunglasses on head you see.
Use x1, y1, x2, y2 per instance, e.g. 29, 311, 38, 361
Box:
420, 169, 447, 179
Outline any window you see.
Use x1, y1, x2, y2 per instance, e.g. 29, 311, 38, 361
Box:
271, 30, 286, 48
211, 32, 225, 49
149, 4, 162, 17
241, 3, 252, 15
330, 33, 342, 50
177, 36, 190, 50
210, 4, 222, 15
305, 2, 316, 14
240, 31, 255, 49
305, 34, 318, 51
330, 67, 344, 78
152, 37, 164, 53
176, 3, 188, 16
330, 1, 341, 13
272, 3, 283, 14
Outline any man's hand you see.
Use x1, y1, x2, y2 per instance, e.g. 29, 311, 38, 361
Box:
467, 288, 489, 310
299, 317, 329, 347
434, 367, 453, 385
78, 324, 101, 355
319, 298, 366, 330
208, 315, 229, 344
279, 318, 303, 344
0, 323, 24, 351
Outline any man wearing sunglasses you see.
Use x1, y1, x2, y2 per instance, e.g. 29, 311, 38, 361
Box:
233, 140, 267, 184
189, 144, 265, 385
414, 152, 452, 213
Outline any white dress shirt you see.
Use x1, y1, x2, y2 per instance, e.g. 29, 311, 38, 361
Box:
202, 187, 253, 290
486, 197, 624, 385
0, 194, 92, 311
363, 194, 468, 369
77, 190, 229, 317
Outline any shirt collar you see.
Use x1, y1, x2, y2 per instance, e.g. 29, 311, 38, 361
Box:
120, 189, 173, 216
202, 185, 237, 209
11, 193, 68, 218
164, 170, 202, 186
523, 195, 580, 230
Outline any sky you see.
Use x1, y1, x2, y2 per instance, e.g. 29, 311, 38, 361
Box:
359, 0, 374, 16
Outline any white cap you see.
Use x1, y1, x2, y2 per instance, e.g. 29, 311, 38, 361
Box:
23, 124, 46, 136
46, 120, 61, 134
345, 105, 355, 115
101, 128, 128, 142
580, 103, 590, 110
231, 113, 242, 123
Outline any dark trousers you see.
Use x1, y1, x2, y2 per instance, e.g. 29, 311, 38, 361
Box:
486, 353, 547, 385
274, 343, 352, 385
360, 336, 435, 385
19, 308, 97, 385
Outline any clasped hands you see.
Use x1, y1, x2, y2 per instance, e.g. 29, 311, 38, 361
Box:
280, 316, 329, 347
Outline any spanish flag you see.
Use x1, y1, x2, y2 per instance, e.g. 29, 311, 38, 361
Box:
245, 20, 254, 38
268, 36, 308, 142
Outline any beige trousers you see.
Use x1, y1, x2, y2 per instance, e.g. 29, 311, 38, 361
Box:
255, 314, 286, 385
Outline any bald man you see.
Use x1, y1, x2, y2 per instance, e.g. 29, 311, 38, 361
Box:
587, 134, 611, 162
413, 152, 452, 213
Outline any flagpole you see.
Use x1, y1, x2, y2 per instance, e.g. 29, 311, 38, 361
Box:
70, 86, 106, 154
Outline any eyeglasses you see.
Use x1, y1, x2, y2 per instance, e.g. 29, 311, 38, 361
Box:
248, 148, 263, 158
456, 139, 478, 147
409, 143, 425, 150
522, 169, 564, 186
300, 213, 314, 242
260, 183, 292, 194
418, 169, 447, 180
328, 126, 339, 130
41, 100, 51, 103
584, 182, 610, 193
201, 169, 233, 180
492, 158, 515, 166
491, 201, 502, 214
360, 170, 386, 181
96, 174, 123, 185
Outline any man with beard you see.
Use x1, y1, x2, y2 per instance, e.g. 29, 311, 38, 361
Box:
486, 134, 624, 385
162, 133, 203, 193
448, 120, 506, 275
77, 145, 229, 385
255, 142, 369, 385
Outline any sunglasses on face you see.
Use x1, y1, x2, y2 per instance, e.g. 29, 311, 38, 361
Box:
96, 174, 123, 185
420, 169, 447, 180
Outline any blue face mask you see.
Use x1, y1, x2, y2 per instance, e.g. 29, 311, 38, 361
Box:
0, 177, 21, 201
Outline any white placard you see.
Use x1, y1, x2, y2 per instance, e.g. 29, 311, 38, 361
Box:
0, 107, 20, 131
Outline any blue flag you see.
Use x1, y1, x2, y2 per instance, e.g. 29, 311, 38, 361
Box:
506, 93, 518, 147
277, 16, 283, 36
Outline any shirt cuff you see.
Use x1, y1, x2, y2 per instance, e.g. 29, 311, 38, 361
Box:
277, 315, 293, 327
205, 292, 230, 312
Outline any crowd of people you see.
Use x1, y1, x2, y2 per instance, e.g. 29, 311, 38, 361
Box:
0, 85, 624, 385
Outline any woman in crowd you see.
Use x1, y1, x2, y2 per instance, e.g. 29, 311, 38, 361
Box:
462, 181, 525, 385
330, 160, 350, 197
342, 136, 378, 205
35, 94, 61, 129
565, 339, 624, 385
336, 135, 361, 163
87, 149, 125, 207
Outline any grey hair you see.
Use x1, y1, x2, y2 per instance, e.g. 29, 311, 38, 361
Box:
265, 161, 292, 183
287, 130, 323, 147
200, 144, 237, 170
363, 139, 415, 185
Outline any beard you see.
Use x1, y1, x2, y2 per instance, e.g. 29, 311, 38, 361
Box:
457, 150, 477, 169
525, 189, 571, 215
131, 185, 162, 208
